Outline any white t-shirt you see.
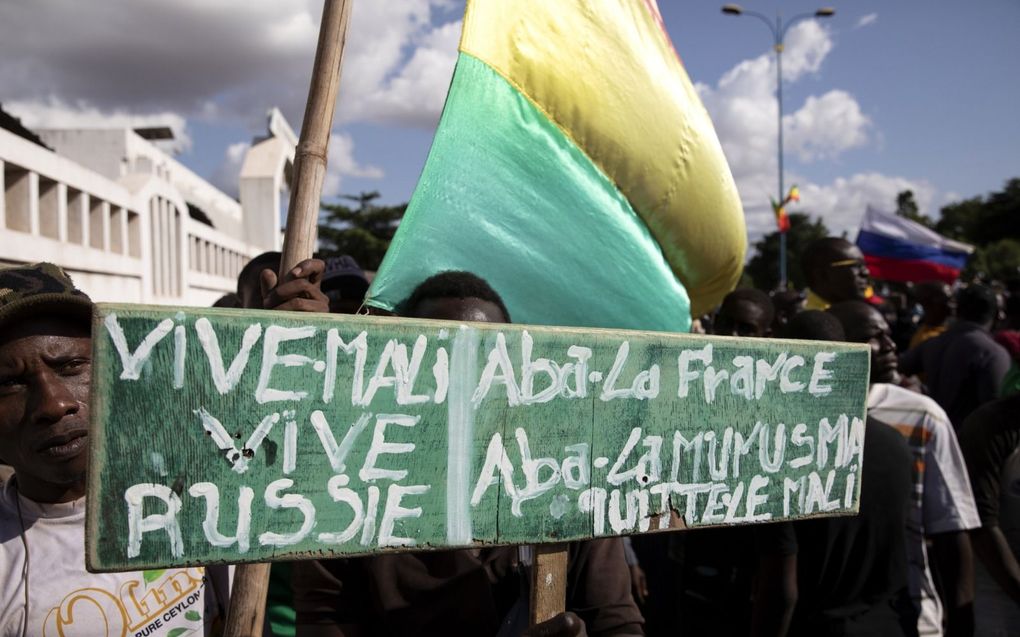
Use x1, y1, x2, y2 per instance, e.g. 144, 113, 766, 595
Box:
0, 478, 223, 637
868, 383, 981, 637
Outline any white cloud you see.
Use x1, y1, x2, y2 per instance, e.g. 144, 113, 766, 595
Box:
340, 18, 461, 126
4, 97, 192, 152
322, 133, 384, 199
210, 141, 251, 197
0, 0, 462, 186
785, 90, 872, 162
0, 0, 461, 129
695, 20, 917, 243
941, 191, 963, 206
698, 21, 859, 194
855, 13, 878, 29
337, 3, 461, 126
792, 173, 935, 237
210, 134, 382, 200
741, 173, 935, 241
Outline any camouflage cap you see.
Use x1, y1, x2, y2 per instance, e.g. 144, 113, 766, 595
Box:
0, 262, 93, 333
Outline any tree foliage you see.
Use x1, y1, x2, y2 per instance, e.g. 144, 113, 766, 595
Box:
318, 191, 407, 271
935, 179, 1020, 281
745, 213, 831, 292
966, 239, 1020, 282
742, 179, 1020, 289
895, 190, 934, 228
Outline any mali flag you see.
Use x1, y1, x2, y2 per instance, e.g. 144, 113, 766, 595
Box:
771, 186, 799, 233
365, 0, 746, 332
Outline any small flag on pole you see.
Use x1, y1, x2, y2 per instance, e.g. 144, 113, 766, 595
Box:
365, 0, 746, 331
770, 185, 799, 233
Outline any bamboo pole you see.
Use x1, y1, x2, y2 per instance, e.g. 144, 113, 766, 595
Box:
529, 543, 569, 626
280, 0, 353, 274
224, 0, 353, 634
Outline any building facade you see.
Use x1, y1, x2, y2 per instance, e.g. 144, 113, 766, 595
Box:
0, 108, 296, 306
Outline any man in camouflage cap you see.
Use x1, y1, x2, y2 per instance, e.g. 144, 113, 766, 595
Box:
0, 262, 93, 503
0, 261, 326, 634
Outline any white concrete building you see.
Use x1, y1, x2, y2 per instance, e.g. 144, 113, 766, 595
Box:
0, 107, 297, 306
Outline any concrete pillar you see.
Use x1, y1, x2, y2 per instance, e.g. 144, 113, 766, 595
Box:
150, 197, 161, 296
160, 199, 170, 296
28, 172, 39, 236
89, 197, 104, 249
3, 166, 32, 233
178, 218, 189, 297
38, 177, 60, 239
138, 201, 152, 303
80, 193, 90, 247
127, 210, 141, 258
57, 183, 68, 242
119, 207, 129, 255
0, 159, 5, 229
101, 201, 111, 252
168, 206, 179, 297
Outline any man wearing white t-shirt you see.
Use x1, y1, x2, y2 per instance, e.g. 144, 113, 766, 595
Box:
831, 301, 981, 637
0, 263, 230, 637
0, 261, 328, 636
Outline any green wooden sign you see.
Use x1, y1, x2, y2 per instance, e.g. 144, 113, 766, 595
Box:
86, 304, 870, 572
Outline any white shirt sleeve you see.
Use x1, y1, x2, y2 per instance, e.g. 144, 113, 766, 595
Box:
922, 408, 981, 534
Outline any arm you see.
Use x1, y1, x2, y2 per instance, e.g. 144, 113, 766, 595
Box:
564, 539, 644, 637
977, 348, 1013, 407
292, 559, 365, 637
751, 553, 797, 637
620, 537, 649, 605
752, 522, 798, 637
929, 531, 975, 637
920, 409, 979, 636
958, 399, 1020, 604
971, 526, 1020, 605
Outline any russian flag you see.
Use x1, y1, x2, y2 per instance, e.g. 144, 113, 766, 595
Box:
856, 206, 973, 284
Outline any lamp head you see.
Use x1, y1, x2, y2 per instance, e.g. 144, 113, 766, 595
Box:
815, 7, 836, 17
722, 4, 744, 15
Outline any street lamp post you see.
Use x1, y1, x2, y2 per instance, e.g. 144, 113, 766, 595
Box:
722, 4, 835, 289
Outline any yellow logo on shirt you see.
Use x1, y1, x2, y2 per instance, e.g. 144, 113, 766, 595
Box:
42, 567, 205, 637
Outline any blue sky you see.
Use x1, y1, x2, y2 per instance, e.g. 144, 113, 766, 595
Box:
3, 0, 1018, 241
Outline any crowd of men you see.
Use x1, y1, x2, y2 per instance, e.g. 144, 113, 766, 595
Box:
1, 234, 1018, 637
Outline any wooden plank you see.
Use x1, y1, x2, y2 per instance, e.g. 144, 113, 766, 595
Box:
530, 544, 569, 624
85, 303, 871, 572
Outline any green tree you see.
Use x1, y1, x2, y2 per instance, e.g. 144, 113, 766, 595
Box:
937, 179, 1020, 246
745, 213, 831, 292
895, 190, 934, 228
965, 239, 1020, 282
318, 191, 407, 271
934, 178, 1020, 281
935, 196, 984, 243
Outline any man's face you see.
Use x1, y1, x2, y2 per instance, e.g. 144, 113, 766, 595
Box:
411, 297, 507, 324
714, 300, 769, 337
919, 284, 953, 326
818, 244, 870, 303
0, 318, 91, 502
844, 307, 897, 384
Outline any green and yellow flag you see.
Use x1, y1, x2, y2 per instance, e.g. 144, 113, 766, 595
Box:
366, 0, 746, 331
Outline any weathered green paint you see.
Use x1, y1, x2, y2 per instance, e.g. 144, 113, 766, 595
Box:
86, 304, 871, 572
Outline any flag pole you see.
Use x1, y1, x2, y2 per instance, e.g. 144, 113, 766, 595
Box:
224, 0, 353, 634
530, 543, 569, 625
